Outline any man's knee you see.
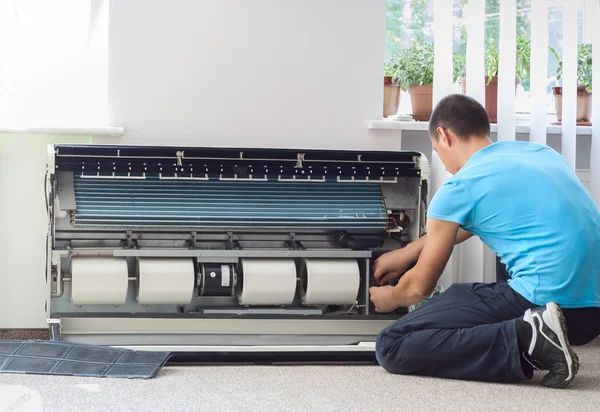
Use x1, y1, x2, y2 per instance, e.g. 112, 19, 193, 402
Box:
375, 327, 413, 375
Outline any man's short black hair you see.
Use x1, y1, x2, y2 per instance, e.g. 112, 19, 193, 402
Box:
428, 94, 490, 140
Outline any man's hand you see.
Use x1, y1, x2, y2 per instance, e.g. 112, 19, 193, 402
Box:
374, 218, 460, 308
372, 227, 474, 287
369, 285, 401, 313
373, 248, 414, 286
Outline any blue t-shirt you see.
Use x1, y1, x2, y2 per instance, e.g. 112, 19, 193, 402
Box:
427, 140, 600, 308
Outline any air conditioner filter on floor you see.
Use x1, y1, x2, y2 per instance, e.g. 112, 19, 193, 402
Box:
0, 340, 170, 379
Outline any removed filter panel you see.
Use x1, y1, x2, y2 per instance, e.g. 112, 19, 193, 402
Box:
198, 263, 236, 297
299, 259, 360, 306
236, 259, 297, 306
137, 258, 195, 305
71, 257, 128, 305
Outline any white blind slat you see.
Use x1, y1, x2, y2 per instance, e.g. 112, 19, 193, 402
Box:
497, 0, 517, 141
432, 0, 456, 288
583, 0, 595, 43
465, 0, 485, 105
561, 1, 579, 168
529, 0, 549, 145
432, 0, 455, 106
589, 0, 600, 204
431, 0, 455, 197
460, 0, 486, 284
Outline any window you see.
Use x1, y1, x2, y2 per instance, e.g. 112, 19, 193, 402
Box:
0, 0, 108, 127
385, 0, 587, 117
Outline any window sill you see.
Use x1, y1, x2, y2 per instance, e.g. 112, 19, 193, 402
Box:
0, 126, 124, 137
369, 119, 593, 136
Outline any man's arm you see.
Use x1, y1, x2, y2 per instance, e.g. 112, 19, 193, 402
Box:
391, 218, 460, 307
401, 227, 474, 266
457, 228, 474, 243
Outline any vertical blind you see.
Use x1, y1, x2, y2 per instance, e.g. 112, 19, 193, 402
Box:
430, 0, 599, 284
459, 0, 486, 284
530, 0, 549, 146
561, 0, 579, 167
590, 0, 600, 200
497, 0, 516, 142
432, 0, 458, 287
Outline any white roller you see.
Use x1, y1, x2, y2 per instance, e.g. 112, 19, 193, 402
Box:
71, 257, 128, 305
300, 259, 360, 306
137, 258, 195, 305
237, 259, 297, 306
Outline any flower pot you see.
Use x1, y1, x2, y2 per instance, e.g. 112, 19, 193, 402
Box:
552, 86, 592, 123
460, 76, 520, 123
484, 77, 499, 123
383, 76, 401, 118
408, 85, 433, 121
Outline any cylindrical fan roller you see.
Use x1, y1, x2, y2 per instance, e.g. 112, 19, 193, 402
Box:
71, 257, 129, 305
299, 258, 360, 306
136, 258, 195, 305
236, 259, 297, 306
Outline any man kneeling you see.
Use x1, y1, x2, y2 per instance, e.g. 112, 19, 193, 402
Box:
369, 94, 600, 388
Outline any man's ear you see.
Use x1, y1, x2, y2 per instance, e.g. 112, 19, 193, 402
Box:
436, 127, 451, 148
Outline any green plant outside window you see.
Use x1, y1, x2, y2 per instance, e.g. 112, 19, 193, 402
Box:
384, 34, 531, 90
385, 41, 465, 91
549, 43, 592, 93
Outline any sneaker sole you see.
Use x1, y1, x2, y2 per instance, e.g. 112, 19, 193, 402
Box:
544, 302, 579, 388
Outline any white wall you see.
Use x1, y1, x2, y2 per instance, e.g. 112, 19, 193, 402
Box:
103, 0, 398, 150
1, 1, 393, 329
0, 134, 91, 328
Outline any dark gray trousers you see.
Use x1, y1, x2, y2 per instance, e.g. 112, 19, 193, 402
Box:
375, 256, 600, 383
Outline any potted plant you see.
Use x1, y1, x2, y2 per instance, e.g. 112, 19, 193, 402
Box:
515, 33, 531, 88
383, 55, 401, 118
392, 41, 434, 121
391, 41, 464, 121
459, 34, 528, 123
549, 43, 592, 124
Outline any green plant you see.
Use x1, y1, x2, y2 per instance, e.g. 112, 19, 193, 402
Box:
452, 45, 502, 85
384, 53, 400, 78
479, 33, 530, 86
483, 47, 499, 83
549, 43, 592, 93
388, 41, 464, 91
453, 53, 466, 86
390, 41, 434, 90
454, 33, 531, 86
515, 34, 531, 87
